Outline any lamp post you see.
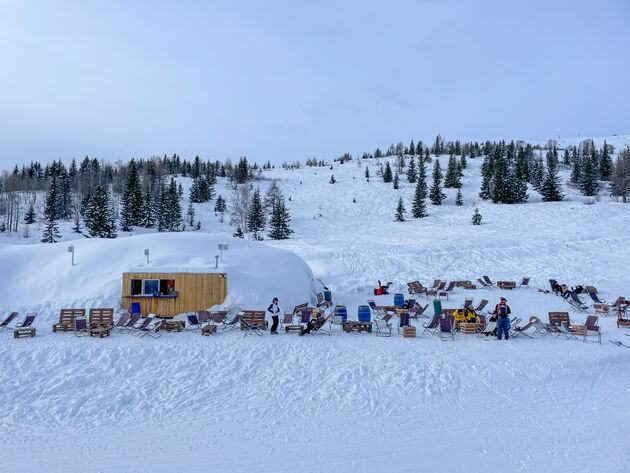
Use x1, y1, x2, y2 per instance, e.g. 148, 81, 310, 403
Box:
214, 255, 220, 269
144, 248, 150, 265
67, 245, 75, 266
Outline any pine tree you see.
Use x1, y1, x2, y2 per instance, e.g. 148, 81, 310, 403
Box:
563, 149, 570, 166
444, 155, 459, 188
267, 197, 293, 240
365, 167, 370, 181
246, 188, 265, 239
84, 184, 117, 238
406, 157, 417, 183
611, 150, 630, 202
393, 173, 399, 189
24, 203, 36, 224
409, 139, 415, 156
472, 207, 482, 225
41, 176, 61, 243
599, 141, 613, 180
166, 177, 182, 231
479, 154, 494, 199
383, 161, 393, 183
411, 159, 428, 218
540, 151, 564, 202
395, 197, 406, 221
264, 180, 283, 212
214, 195, 227, 212
233, 226, 244, 238
460, 153, 467, 169
429, 159, 446, 205
530, 157, 544, 190
455, 188, 463, 206
120, 159, 143, 230
571, 154, 582, 184
329, 175, 336, 184
141, 189, 155, 228
579, 154, 599, 196
55, 164, 73, 220
187, 201, 195, 227
72, 211, 82, 233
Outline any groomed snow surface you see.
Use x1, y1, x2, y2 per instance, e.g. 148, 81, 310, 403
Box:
2, 135, 630, 473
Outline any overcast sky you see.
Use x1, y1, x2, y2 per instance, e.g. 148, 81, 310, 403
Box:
0, 0, 628, 170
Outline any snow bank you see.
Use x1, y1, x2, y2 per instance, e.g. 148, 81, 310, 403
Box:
0, 232, 318, 319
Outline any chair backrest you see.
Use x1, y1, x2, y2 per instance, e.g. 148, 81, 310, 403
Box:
126, 313, 141, 327
439, 317, 452, 333
227, 313, 242, 324
316, 293, 324, 305
376, 319, 389, 329
210, 312, 224, 323
483, 276, 492, 285
416, 304, 428, 315
521, 277, 530, 285
89, 308, 114, 327
1, 312, 18, 327
130, 302, 141, 316
358, 305, 371, 323
464, 299, 473, 309
282, 313, 293, 324
332, 315, 344, 325
137, 316, 154, 330
300, 310, 312, 324
427, 314, 440, 328
548, 312, 570, 327
399, 311, 409, 327
437, 282, 446, 290
431, 279, 440, 289
367, 300, 376, 310
292, 303, 309, 315
588, 292, 600, 303
478, 314, 487, 324
60, 309, 85, 323
75, 318, 88, 330
20, 314, 36, 327
197, 310, 209, 323
187, 314, 200, 326
115, 312, 131, 327
444, 281, 456, 292
584, 315, 598, 328
483, 321, 497, 333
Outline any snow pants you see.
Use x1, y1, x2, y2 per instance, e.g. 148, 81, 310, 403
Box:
270, 315, 279, 333
497, 317, 509, 340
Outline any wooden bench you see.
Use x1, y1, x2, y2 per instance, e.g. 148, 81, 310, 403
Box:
497, 281, 516, 290
201, 324, 217, 336
53, 308, 85, 332
240, 310, 267, 330
14, 327, 36, 338
459, 322, 484, 334
161, 320, 185, 332
342, 321, 372, 333
89, 326, 111, 338
89, 308, 114, 329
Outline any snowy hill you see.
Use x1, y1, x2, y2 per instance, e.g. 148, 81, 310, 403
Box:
1, 134, 630, 472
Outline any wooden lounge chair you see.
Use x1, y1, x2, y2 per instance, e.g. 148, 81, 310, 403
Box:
113, 312, 131, 331
483, 276, 494, 286
478, 321, 497, 338
497, 281, 516, 290
13, 314, 36, 338
240, 310, 267, 331
310, 314, 332, 336
439, 316, 455, 341
477, 278, 492, 288
292, 302, 309, 316
121, 313, 141, 332
0, 312, 18, 333
186, 314, 204, 331
53, 309, 85, 333
422, 314, 440, 335
520, 277, 530, 287
438, 281, 456, 299
548, 312, 571, 333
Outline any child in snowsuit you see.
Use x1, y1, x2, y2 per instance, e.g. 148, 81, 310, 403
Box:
493, 297, 511, 340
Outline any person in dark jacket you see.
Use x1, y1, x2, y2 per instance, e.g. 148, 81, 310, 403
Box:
299, 312, 325, 336
267, 298, 280, 334
493, 297, 511, 340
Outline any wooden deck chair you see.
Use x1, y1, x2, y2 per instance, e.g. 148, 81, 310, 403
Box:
422, 314, 440, 335
187, 314, 203, 331
222, 313, 242, 331
88, 308, 114, 329
53, 309, 85, 333
483, 275, 494, 286
15, 314, 36, 329
411, 304, 429, 319
121, 313, 141, 332
74, 317, 89, 337
280, 312, 294, 328
310, 314, 332, 336
463, 298, 474, 309
477, 278, 492, 288
474, 299, 489, 313
241, 318, 264, 336
0, 312, 18, 333
130, 316, 154, 336
113, 312, 131, 331
439, 316, 455, 341
557, 322, 579, 340
520, 277, 530, 287
136, 316, 161, 338
438, 281, 456, 299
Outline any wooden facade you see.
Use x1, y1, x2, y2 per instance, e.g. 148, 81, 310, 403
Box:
121, 272, 227, 317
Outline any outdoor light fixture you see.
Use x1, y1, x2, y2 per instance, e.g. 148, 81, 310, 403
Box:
215, 255, 220, 269
218, 242, 228, 260
67, 245, 75, 266
144, 248, 150, 265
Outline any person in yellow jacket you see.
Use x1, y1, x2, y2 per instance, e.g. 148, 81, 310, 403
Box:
453, 307, 478, 323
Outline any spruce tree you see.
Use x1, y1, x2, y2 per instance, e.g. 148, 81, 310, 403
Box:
166, 177, 182, 231
84, 184, 117, 238
393, 174, 399, 189
214, 195, 227, 212
41, 176, 61, 243
329, 175, 336, 184
120, 159, 143, 230
479, 154, 494, 199
409, 139, 415, 156
142, 189, 155, 228
406, 157, 417, 183
455, 188, 463, 206
411, 158, 428, 218
444, 155, 459, 188
540, 151, 564, 202
24, 203, 36, 224
72, 211, 82, 233
233, 226, 244, 238
268, 197, 293, 240
395, 197, 406, 221
187, 201, 195, 227
460, 153, 467, 169
264, 180, 283, 212
579, 155, 599, 196
611, 150, 630, 202
599, 142, 613, 180
429, 159, 446, 205
246, 188, 265, 240
365, 167, 370, 181
472, 207, 482, 225
383, 161, 393, 183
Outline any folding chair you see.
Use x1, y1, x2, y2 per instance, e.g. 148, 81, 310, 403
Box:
439, 316, 455, 341
0, 312, 18, 333
74, 318, 89, 337
375, 318, 392, 337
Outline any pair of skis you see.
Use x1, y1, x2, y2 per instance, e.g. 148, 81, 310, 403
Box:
609, 334, 630, 348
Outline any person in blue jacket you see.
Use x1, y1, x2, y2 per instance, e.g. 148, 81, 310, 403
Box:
493, 297, 511, 340
267, 297, 280, 334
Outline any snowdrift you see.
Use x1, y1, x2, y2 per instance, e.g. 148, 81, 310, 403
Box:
0, 232, 318, 319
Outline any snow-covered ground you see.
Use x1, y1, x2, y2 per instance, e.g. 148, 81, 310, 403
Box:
1, 135, 630, 472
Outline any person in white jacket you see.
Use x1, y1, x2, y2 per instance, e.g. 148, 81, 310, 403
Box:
267, 297, 280, 334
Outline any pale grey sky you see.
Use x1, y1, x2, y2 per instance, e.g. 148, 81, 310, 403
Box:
0, 0, 628, 169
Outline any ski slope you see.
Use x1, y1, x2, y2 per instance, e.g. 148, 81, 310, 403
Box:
1, 135, 630, 473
